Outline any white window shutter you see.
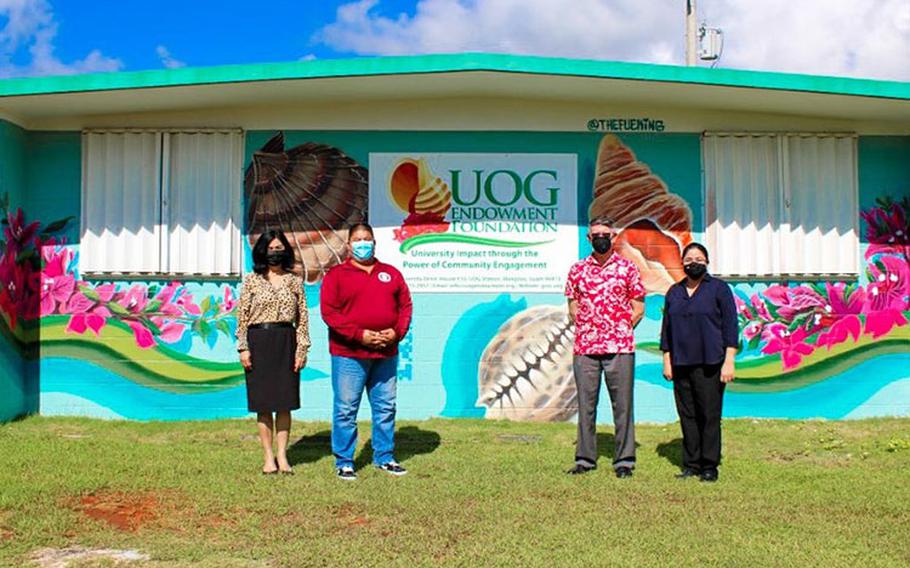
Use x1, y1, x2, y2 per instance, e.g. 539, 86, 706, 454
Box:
81, 131, 162, 274
781, 134, 858, 276
164, 131, 243, 276
704, 132, 858, 278
704, 134, 782, 277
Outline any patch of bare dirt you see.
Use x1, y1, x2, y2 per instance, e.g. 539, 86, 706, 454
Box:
330, 502, 372, 529
71, 490, 164, 532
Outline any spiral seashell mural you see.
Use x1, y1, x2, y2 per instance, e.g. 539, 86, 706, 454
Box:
389, 158, 452, 217
589, 134, 693, 294
244, 132, 368, 284
477, 305, 577, 422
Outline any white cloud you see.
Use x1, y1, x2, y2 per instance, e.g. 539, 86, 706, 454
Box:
300, 53, 318, 61
703, 0, 910, 80
0, 0, 122, 77
156, 45, 185, 69
314, 0, 910, 80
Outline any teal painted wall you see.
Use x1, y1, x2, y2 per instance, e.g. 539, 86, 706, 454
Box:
25, 132, 81, 243
0, 120, 33, 421
6, 127, 907, 422
858, 136, 910, 208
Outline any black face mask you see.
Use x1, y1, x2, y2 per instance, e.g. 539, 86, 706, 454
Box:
684, 262, 707, 279
266, 252, 285, 266
591, 235, 612, 254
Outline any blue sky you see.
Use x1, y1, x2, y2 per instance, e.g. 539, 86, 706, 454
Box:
44, 1, 416, 68
1, 1, 907, 80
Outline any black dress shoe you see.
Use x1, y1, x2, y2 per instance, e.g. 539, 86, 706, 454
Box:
675, 468, 700, 479
699, 468, 719, 482
615, 466, 633, 478
566, 464, 596, 475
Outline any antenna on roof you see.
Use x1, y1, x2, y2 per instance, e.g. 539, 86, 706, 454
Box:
686, 0, 724, 67
698, 23, 724, 66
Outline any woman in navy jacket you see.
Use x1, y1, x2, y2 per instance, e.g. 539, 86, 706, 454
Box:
660, 242, 739, 482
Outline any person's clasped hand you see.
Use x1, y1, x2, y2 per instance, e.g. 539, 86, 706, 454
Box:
361, 330, 388, 350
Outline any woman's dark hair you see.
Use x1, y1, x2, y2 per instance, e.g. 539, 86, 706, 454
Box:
681, 242, 710, 263
348, 222, 374, 239
252, 230, 295, 275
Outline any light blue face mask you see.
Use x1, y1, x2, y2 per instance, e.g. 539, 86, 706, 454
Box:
351, 240, 375, 261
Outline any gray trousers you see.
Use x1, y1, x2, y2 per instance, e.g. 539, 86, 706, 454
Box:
573, 353, 636, 470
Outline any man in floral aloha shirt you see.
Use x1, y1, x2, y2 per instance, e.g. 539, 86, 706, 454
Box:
565, 216, 646, 478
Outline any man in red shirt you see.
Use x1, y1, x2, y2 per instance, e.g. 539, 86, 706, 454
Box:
320, 223, 413, 481
564, 216, 646, 478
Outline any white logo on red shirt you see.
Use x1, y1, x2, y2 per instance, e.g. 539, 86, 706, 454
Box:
378, 272, 392, 283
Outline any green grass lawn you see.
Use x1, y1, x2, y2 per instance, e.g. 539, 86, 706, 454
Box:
1, 416, 909, 567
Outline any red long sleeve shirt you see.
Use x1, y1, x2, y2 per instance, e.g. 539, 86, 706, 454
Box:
319, 259, 413, 359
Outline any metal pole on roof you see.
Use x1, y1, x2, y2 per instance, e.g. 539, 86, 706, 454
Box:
686, 0, 698, 66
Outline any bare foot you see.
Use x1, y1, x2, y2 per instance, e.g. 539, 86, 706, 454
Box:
276, 456, 293, 474
262, 458, 278, 474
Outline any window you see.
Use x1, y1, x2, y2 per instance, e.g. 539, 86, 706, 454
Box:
703, 132, 858, 278
81, 129, 244, 277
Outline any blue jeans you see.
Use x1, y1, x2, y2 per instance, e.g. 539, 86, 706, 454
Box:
331, 355, 399, 468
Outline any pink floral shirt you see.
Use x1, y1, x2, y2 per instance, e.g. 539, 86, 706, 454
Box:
565, 254, 646, 355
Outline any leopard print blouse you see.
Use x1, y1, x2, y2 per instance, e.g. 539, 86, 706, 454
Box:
235, 272, 311, 360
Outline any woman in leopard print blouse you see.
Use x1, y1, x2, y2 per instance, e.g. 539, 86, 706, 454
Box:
236, 230, 311, 475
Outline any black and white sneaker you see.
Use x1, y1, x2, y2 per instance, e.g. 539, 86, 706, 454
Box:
376, 461, 408, 476
336, 466, 357, 481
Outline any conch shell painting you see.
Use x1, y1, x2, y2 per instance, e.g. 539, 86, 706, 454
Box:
389, 158, 452, 242
476, 134, 695, 422
590, 134, 693, 294
244, 132, 368, 283
476, 305, 577, 422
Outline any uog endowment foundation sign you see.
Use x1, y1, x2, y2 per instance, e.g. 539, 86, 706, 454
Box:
369, 153, 578, 293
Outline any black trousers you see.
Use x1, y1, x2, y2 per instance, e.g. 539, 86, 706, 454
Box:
672, 363, 725, 471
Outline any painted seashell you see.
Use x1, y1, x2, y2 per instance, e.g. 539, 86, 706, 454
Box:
589, 134, 693, 294
477, 305, 577, 422
389, 158, 451, 217
245, 132, 368, 284
614, 223, 684, 293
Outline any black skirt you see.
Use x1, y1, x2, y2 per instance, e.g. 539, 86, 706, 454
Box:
244, 325, 300, 413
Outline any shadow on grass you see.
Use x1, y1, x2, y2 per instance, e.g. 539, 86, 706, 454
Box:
655, 438, 684, 468
287, 430, 333, 466
288, 425, 442, 469
595, 432, 641, 464
354, 425, 442, 470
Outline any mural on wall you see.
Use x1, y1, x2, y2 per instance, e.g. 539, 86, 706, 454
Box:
388, 157, 451, 242
35, 132, 372, 419
0, 194, 70, 358
471, 136, 910, 422
475, 135, 695, 420
40, 246, 246, 391
0, 185, 245, 393
27, 130, 909, 422
35, 252, 332, 418
245, 132, 368, 284
732, 196, 910, 385
370, 152, 579, 293
8, 131, 359, 417
589, 134, 693, 294
0, 196, 52, 420
476, 305, 576, 421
